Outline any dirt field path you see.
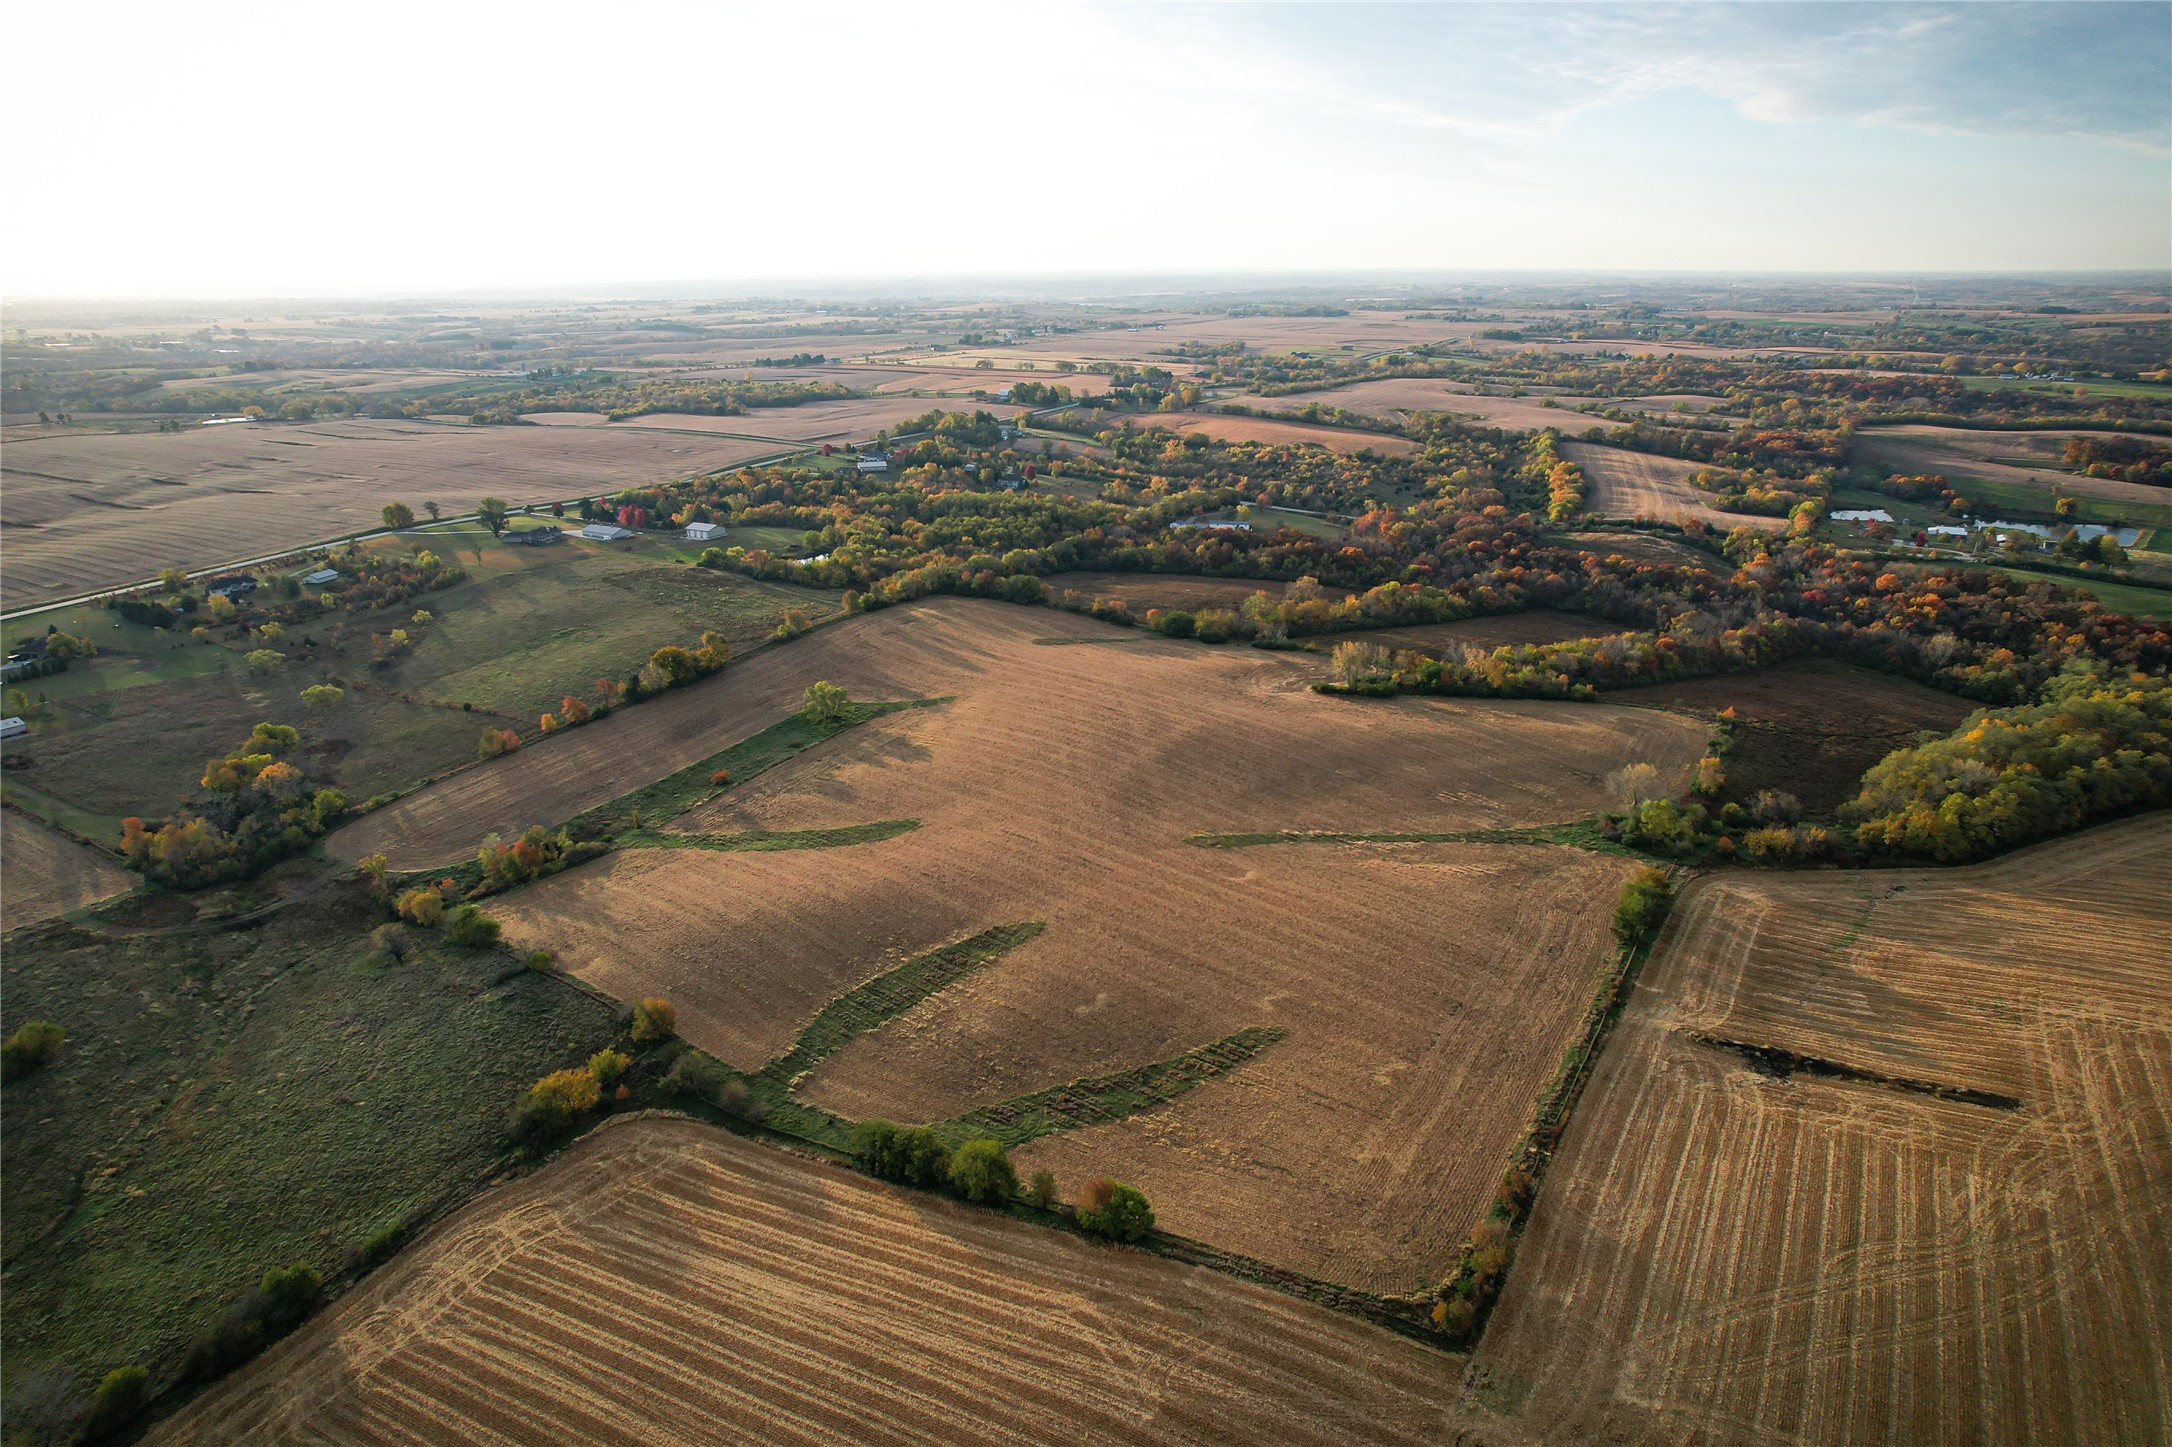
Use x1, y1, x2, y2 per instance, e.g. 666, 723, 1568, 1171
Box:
147, 1116, 1466, 1447
1564, 441, 1787, 532
1475, 813, 2172, 1446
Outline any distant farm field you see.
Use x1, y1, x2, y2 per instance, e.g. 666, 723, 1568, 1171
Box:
1476, 813, 2172, 1446
149, 1116, 1463, 1447
1246, 379, 1604, 433
1045, 570, 1354, 614
1126, 412, 1416, 456
1347, 608, 1624, 655
0, 809, 131, 926
1564, 441, 1788, 533
483, 600, 1705, 1290
1852, 424, 2172, 528
520, 395, 1021, 445
0, 419, 789, 608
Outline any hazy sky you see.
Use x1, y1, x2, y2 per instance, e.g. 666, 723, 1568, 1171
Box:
6, 1, 2167, 296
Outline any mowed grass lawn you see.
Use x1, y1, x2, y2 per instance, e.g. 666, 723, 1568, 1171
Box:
0, 883, 619, 1394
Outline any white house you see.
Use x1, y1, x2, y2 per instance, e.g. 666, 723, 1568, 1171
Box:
684, 521, 729, 542
856, 453, 891, 473
579, 523, 635, 542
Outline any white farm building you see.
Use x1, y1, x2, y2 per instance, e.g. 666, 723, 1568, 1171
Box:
684, 521, 729, 542
579, 523, 635, 542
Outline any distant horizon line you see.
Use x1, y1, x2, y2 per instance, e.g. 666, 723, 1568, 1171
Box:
9, 265, 2170, 311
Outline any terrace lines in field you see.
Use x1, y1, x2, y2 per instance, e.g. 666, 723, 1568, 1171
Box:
148, 1118, 1466, 1447
475, 599, 1702, 1290
1475, 813, 2172, 1446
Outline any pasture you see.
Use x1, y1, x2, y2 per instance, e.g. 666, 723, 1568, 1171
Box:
1606, 658, 1974, 817
0, 542, 833, 836
1, 882, 619, 1391
482, 599, 1705, 1290
148, 1116, 1464, 1447
1476, 813, 2172, 1447
1563, 440, 1788, 533
1853, 424, 2172, 530
0, 419, 789, 608
519, 394, 1019, 446
1044, 570, 1354, 614
1346, 608, 1623, 655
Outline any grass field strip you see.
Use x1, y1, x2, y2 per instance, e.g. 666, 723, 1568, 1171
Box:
1187, 818, 1635, 856
617, 820, 920, 852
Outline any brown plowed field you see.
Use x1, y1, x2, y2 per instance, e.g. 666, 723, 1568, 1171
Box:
1563, 440, 1788, 533
1125, 412, 1416, 455
0, 420, 786, 607
147, 1116, 1463, 1447
1476, 813, 2172, 1446
0, 811, 131, 927
485, 600, 1706, 1289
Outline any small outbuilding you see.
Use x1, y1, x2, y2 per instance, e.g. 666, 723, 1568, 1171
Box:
301, 567, 340, 585
0, 717, 27, 740
578, 523, 635, 542
684, 521, 729, 542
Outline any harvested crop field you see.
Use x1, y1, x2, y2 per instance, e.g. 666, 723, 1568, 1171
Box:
1045, 570, 1353, 614
1246, 379, 1603, 433
1604, 659, 1974, 817
1342, 608, 1623, 655
0, 810, 131, 926
0, 419, 787, 607
1563, 440, 1788, 533
483, 600, 1706, 1289
150, 1116, 1462, 1447
1475, 813, 2172, 1447
1126, 412, 1415, 455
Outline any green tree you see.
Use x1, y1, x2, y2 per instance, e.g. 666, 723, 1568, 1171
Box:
444, 904, 501, 949
300, 683, 344, 710
852, 1118, 904, 1178
801, 680, 850, 724
476, 497, 511, 537
588, 1048, 630, 1087
1076, 1177, 1154, 1242
1028, 1169, 1058, 1209
380, 501, 415, 530
631, 997, 678, 1042
947, 1138, 1019, 1204
2, 1021, 66, 1081
84, 1365, 150, 1441
1612, 866, 1673, 947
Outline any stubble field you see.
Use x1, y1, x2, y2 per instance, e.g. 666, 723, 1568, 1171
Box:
0, 419, 787, 607
1245, 379, 1605, 433
0, 810, 132, 926
148, 1116, 1464, 1447
1126, 412, 1416, 455
479, 600, 1705, 1289
1476, 813, 2172, 1446
1563, 440, 1788, 533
